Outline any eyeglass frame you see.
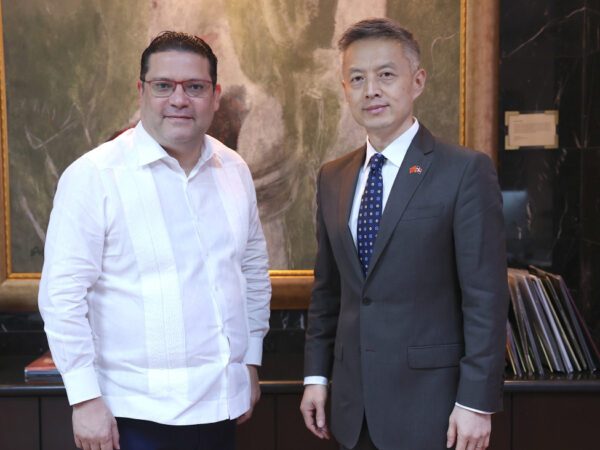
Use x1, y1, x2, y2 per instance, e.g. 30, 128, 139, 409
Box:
140, 78, 216, 98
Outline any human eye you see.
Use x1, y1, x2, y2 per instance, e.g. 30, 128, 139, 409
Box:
150, 80, 174, 94
184, 80, 210, 97
379, 71, 396, 80
349, 74, 364, 86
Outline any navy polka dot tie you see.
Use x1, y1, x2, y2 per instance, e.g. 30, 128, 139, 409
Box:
357, 153, 386, 275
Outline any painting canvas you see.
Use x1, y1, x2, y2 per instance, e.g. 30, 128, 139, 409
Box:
1, 0, 461, 275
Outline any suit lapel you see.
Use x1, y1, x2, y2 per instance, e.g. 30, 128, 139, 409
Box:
337, 146, 366, 280
366, 126, 435, 278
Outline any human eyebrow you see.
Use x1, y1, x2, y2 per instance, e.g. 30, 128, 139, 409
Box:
374, 62, 397, 72
346, 66, 365, 74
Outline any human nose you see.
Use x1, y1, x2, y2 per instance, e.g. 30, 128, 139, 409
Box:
169, 83, 190, 107
364, 76, 381, 98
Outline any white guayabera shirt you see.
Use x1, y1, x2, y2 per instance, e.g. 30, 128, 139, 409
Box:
39, 123, 271, 425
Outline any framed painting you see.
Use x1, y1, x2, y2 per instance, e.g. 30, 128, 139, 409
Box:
0, 0, 498, 311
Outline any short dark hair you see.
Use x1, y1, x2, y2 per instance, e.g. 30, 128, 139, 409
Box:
338, 18, 420, 71
140, 31, 218, 86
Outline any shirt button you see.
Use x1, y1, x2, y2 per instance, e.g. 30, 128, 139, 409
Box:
362, 297, 372, 305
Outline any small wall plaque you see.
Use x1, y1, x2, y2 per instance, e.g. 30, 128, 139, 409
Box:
505, 111, 558, 150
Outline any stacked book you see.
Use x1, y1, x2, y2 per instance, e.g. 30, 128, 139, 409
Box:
506, 267, 600, 376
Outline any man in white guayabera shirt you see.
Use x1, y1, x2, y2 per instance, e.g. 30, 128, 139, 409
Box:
38, 31, 271, 450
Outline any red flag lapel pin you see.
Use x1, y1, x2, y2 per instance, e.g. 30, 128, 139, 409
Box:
409, 165, 423, 174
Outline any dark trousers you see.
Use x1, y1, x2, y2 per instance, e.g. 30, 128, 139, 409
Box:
341, 416, 378, 450
116, 417, 236, 450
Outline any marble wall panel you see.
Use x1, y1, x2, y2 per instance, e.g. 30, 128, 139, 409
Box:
581, 149, 600, 243
499, 0, 600, 347
500, 0, 585, 59
584, 39, 600, 148
580, 240, 600, 346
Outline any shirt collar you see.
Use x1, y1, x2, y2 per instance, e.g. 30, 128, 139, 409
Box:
133, 121, 217, 169
364, 118, 420, 169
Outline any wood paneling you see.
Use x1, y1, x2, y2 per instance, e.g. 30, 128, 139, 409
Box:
40, 397, 78, 450
0, 397, 39, 450
237, 394, 276, 450
490, 394, 511, 450
512, 393, 599, 450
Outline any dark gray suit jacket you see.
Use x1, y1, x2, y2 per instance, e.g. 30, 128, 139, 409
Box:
304, 125, 509, 450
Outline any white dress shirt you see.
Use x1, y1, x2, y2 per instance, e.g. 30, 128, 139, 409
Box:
304, 119, 489, 415
39, 122, 271, 425
347, 119, 419, 242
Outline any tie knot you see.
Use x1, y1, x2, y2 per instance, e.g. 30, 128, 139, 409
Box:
369, 153, 386, 171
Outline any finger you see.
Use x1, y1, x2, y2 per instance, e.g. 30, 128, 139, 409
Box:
100, 438, 114, 450
300, 405, 325, 438
237, 410, 251, 425
446, 420, 457, 448
314, 401, 327, 429
308, 420, 329, 440
310, 411, 329, 439
300, 405, 317, 431
465, 440, 477, 450
473, 438, 487, 450
250, 391, 260, 408
74, 436, 83, 449
112, 419, 120, 450
318, 423, 331, 440
484, 435, 490, 448
253, 389, 261, 406
472, 440, 486, 450
455, 434, 468, 450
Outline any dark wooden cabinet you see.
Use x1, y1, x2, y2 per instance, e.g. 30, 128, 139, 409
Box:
512, 393, 600, 450
236, 394, 277, 450
40, 397, 79, 450
1, 389, 599, 449
489, 396, 511, 450
0, 397, 39, 450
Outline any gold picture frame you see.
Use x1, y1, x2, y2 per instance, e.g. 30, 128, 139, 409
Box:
0, 0, 499, 311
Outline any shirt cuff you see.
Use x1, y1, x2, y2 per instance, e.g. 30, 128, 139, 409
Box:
304, 376, 328, 386
243, 336, 264, 366
455, 402, 493, 415
61, 366, 102, 406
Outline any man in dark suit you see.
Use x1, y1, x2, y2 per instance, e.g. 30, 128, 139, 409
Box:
300, 18, 509, 450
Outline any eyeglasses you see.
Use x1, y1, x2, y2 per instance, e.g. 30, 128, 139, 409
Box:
141, 79, 214, 98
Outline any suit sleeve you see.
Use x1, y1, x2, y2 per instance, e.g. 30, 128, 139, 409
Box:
304, 167, 342, 378
453, 152, 509, 413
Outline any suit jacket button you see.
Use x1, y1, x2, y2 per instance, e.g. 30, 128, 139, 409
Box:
362, 297, 372, 305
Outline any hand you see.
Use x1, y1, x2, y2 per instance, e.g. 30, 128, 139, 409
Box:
446, 406, 491, 450
237, 365, 261, 424
72, 397, 120, 450
300, 384, 330, 439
